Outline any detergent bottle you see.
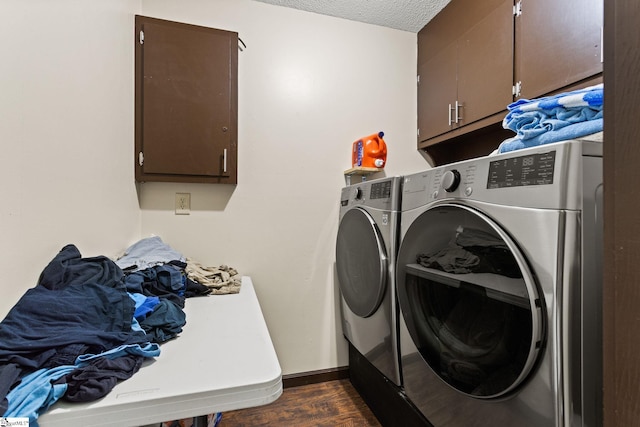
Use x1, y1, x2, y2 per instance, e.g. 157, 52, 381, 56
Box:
352, 131, 387, 168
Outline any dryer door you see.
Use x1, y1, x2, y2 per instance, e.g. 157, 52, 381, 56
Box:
336, 207, 388, 318
397, 203, 543, 399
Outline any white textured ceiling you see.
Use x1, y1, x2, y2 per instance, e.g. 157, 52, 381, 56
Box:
251, 0, 451, 33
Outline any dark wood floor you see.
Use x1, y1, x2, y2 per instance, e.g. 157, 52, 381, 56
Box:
219, 379, 382, 427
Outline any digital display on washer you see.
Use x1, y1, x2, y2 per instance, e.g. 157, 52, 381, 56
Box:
487, 151, 556, 188
370, 180, 392, 199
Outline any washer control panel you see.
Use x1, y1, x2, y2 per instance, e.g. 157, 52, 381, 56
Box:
340, 177, 401, 211
370, 180, 393, 199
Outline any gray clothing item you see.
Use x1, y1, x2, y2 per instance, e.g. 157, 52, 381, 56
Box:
115, 236, 185, 272
418, 244, 479, 274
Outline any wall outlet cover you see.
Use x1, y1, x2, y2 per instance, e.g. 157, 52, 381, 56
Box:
175, 193, 191, 215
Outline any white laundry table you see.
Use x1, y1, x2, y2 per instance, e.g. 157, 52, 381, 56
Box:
38, 277, 282, 427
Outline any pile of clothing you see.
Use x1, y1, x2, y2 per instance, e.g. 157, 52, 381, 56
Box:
0, 236, 240, 425
417, 226, 522, 278
497, 83, 603, 153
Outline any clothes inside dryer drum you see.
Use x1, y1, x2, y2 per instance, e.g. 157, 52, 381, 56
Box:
417, 227, 523, 278
336, 208, 388, 318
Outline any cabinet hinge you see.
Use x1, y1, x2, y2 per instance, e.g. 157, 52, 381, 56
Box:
417, 128, 420, 138
139, 30, 144, 45
417, 75, 420, 85
514, 1, 522, 17
138, 152, 144, 166
513, 81, 522, 98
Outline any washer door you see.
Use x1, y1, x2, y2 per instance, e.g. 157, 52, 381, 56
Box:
397, 204, 543, 399
336, 208, 388, 318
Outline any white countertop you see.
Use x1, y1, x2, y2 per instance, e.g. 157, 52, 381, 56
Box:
38, 277, 282, 427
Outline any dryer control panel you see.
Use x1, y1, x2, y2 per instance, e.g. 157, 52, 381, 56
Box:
487, 151, 556, 188
402, 139, 602, 211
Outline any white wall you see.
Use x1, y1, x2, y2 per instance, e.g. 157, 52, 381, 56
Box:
0, 0, 429, 377
139, 0, 429, 375
0, 0, 143, 316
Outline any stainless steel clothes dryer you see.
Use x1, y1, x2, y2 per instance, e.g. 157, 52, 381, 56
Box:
336, 176, 402, 386
397, 140, 603, 427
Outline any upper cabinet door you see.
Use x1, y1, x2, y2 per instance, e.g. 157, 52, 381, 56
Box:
515, 0, 603, 100
135, 16, 238, 184
457, 0, 514, 128
418, 44, 458, 142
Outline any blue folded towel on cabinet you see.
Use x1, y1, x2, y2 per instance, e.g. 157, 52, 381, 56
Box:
497, 84, 603, 153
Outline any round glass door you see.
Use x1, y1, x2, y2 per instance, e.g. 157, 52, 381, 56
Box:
336, 208, 388, 318
397, 204, 543, 398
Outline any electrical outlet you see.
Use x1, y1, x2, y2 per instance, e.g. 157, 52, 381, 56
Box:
175, 193, 191, 215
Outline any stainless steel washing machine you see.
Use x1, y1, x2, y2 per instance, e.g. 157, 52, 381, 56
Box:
336, 176, 402, 386
396, 140, 603, 426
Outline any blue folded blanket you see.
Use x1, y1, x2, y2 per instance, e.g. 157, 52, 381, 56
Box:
498, 84, 603, 153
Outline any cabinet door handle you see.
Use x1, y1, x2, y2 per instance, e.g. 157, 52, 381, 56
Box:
455, 101, 463, 123
223, 148, 228, 173
448, 103, 454, 126
600, 26, 604, 63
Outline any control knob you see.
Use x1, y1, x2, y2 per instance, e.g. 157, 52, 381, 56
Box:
354, 187, 364, 200
441, 170, 461, 192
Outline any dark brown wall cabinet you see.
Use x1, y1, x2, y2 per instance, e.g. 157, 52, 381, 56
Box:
135, 15, 238, 184
418, 0, 603, 165
418, 0, 514, 143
